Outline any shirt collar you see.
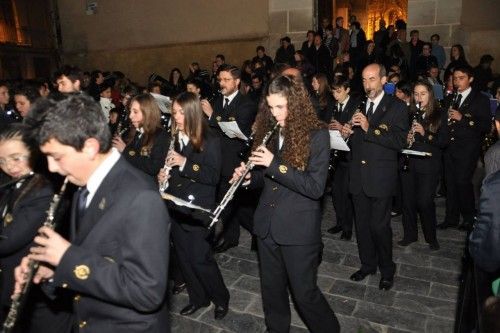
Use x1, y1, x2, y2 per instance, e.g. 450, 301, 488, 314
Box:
458, 87, 472, 105
224, 90, 239, 105
84, 148, 121, 207
178, 132, 190, 147
338, 95, 350, 107
367, 91, 385, 111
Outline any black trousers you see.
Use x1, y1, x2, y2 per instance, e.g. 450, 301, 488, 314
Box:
171, 220, 229, 307
444, 150, 479, 225
331, 163, 353, 232
400, 167, 439, 243
352, 192, 396, 278
257, 236, 340, 333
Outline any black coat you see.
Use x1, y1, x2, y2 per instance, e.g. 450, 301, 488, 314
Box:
208, 92, 257, 180
251, 128, 330, 245
166, 132, 221, 231
0, 177, 53, 310
123, 128, 170, 178
48, 157, 170, 333
348, 94, 409, 197
332, 96, 361, 165
444, 89, 491, 157
311, 92, 335, 123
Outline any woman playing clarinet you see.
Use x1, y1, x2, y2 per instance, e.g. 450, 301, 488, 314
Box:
232, 75, 340, 333
399, 80, 448, 250
158, 92, 229, 320
0, 124, 71, 332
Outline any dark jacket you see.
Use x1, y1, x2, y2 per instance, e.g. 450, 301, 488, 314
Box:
49, 157, 170, 333
251, 129, 330, 245
348, 94, 409, 197
469, 170, 500, 272
208, 92, 257, 180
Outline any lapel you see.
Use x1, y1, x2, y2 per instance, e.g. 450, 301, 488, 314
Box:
224, 92, 240, 119
73, 158, 124, 244
369, 94, 390, 127
459, 90, 475, 112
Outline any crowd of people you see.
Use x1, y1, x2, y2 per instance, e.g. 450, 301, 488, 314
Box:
0, 16, 499, 333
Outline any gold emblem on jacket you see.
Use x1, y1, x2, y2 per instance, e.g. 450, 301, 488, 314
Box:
192, 164, 200, 172
469, 121, 474, 126
374, 129, 381, 136
74, 265, 90, 280
3, 213, 13, 226
279, 165, 288, 174
228, 117, 235, 121
428, 134, 434, 141
378, 124, 388, 131
128, 150, 136, 156
216, 116, 222, 122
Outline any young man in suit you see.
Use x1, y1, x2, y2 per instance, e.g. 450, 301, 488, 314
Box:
327, 75, 360, 240
438, 65, 491, 230
342, 63, 408, 291
13, 95, 170, 332
201, 64, 257, 252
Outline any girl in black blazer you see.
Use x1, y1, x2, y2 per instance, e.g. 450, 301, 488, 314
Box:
399, 80, 447, 249
0, 124, 72, 332
232, 75, 340, 333
158, 92, 229, 320
112, 93, 169, 179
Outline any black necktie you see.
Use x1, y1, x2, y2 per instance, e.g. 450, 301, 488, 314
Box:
366, 102, 374, 120
76, 186, 89, 226
338, 103, 343, 114
223, 98, 229, 110
453, 94, 462, 109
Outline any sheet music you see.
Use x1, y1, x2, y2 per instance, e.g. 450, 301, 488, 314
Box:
218, 121, 248, 141
401, 149, 432, 157
150, 93, 172, 114
329, 130, 350, 151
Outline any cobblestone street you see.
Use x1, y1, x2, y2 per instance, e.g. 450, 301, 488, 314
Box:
169, 197, 466, 332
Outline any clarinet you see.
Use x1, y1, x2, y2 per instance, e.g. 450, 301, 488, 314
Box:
447, 90, 459, 125
207, 122, 279, 229
2, 178, 69, 333
159, 132, 177, 192
345, 98, 367, 144
407, 102, 422, 148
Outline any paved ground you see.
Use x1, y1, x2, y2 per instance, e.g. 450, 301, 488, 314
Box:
168, 196, 466, 333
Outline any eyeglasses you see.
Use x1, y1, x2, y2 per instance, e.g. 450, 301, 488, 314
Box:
0, 155, 29, 167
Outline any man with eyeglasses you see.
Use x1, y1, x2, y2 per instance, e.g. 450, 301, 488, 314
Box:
201, 64, 257, 252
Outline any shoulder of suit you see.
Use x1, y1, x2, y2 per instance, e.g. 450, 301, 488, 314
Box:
116, 157, 157, 190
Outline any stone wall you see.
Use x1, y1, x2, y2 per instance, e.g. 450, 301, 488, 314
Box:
408, 0, 500, 72
268, 0, 314, 59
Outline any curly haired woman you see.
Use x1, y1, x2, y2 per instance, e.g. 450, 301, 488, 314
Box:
232, 75, 340, 333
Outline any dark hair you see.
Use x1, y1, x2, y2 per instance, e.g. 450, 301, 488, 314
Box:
129, 93, 162, 150
396, 80, 412, 97
422, 42, 432, 50
218, 64, 241, 80
0, 81, 9, 89
482, 297, 500, 333
453, 65, 474, 78
13, 83, 41, 103
256, 45, 265, 52
395, 19, 406, 30
410, 30, 419, 36
282, 36, 291, 44
306, 30, 315, 36
331, 75, 351, 90
98, 82, 112, 94
186, 78, 202, 90
171, 92, 208, 152
215, 54, 225, 62
37, 95, 111, 153
412, 80, 442, 134
451, 44, 467, 63
351, 21, 361, 30
54, 65, 84, 84
431, 34, 440, 41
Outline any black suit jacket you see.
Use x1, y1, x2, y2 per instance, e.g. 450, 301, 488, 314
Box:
166, 133, 221, 231
123, 128, 170, 178
445, 89, 491, 157
50, 157, 170, 333
332, 96, 361, 165
407, 108, 448, 174
0, 177, 53, 310
208, 92, 257, 179
251, 129, 330, 245
349, 94, 409, 197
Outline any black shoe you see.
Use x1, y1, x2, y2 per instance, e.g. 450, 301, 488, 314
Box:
180, 303, 209, 316
379, 277, 394, 291
429, 242, 440, 251
340, 230, 352, 241
397, 239, 417, 247
172, 282, 186, 295
327, 225, 343, 234
350, 269, 376, 282
437, 221, 458, 230
214, 239, 237, 253
214, 305, 228, 320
